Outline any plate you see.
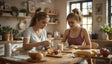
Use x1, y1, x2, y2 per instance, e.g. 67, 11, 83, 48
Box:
27, 58, 47, 63
46, 54, 63, 58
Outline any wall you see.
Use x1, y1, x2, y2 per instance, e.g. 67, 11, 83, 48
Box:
54, 0, 67, 34
92, 0, 107, 39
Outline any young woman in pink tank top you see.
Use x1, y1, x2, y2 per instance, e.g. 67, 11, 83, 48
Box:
61, 8, 92, 64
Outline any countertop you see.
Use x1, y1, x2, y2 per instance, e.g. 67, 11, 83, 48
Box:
48, 37, 112, 42
0, 38, 112, 44
0, 40, 23, 44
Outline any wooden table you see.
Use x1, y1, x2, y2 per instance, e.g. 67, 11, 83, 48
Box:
0, 53, 84, 64
91, 55, 112, 64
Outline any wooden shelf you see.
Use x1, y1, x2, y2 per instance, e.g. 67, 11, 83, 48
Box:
0, 9, 12, 12
29, 12, 58, 16
48, 22, 58, 24
47, 13, 58, 16
0, 15, 31, 19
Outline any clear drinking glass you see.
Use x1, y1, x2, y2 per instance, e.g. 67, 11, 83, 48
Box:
57, 43, 63, 51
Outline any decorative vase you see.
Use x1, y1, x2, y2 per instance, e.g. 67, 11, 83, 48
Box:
108, 34, 112, 40
101, 33, 108, 40
3, 33, 10, 41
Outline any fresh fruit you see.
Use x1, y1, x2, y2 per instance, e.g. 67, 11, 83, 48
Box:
100, 48, 110, 57
47, 49, 53, 54
54, 50, 59, 55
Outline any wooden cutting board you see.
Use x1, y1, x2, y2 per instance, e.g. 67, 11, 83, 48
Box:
62, 48, 76, 53
46, 54, 63, 58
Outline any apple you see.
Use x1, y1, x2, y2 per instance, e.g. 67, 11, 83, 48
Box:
100, 48, 110, 57
54, 50, 59, 55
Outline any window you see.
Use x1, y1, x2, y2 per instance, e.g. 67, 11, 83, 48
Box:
69, 0, 92, 33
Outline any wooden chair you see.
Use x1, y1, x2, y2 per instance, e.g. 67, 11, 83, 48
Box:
87, 42, 99, 64
92, 42, 99, 49
92, 42, 99, 64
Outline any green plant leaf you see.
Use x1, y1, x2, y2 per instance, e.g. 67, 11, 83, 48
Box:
99, 24, 112, 34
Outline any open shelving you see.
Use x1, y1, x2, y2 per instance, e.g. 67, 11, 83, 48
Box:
29, 11, 58, 16
0, 9, 58, 24
0, 15, 31, 19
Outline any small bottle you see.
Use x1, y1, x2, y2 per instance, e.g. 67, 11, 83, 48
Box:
10, 31, 13, 41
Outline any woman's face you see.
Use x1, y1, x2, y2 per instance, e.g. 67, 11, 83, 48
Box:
67, 18, 78, 29
36, 18, 50, 29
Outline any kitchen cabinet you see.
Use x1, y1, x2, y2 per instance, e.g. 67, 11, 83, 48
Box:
0, 44, 4, 56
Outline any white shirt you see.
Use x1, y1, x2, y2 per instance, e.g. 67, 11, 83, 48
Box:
23, 27, 47, 49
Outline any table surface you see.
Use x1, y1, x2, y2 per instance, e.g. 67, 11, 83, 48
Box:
0, 49, 112, 64
0, 53, 84, 64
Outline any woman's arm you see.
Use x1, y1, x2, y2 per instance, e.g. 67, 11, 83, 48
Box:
61, 29, 69, 43
23, 38, 51, 50
79, 28, 91, 49
23, 38, 42, 50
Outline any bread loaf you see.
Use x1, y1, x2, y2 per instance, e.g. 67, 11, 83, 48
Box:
74, 50, 94, 57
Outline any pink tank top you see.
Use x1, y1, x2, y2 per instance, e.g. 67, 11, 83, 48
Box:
67, 28, 84, 45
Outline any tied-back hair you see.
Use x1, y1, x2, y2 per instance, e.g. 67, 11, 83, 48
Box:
67, 8, 82, 23
30, 8, 49, 27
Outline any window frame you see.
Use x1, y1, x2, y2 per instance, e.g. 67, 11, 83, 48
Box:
108, 0, 111, 27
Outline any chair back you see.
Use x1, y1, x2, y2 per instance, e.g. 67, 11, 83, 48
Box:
92, 42, 99, 49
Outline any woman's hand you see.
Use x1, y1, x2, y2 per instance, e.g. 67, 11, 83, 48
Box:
41, 40, 53, 48
69, 45, 78, 49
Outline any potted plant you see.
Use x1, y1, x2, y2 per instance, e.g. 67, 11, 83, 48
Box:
100, 24, 112, 40
11, 6, 19, 17
2, 25, 12, 41
19, 9, 28, 16
12, 29, 19, 39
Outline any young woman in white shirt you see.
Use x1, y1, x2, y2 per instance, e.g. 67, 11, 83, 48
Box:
23, 8, 52, 50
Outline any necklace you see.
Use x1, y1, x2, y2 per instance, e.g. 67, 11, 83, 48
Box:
33, 26, 42, 38
35, 30, 42, 38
